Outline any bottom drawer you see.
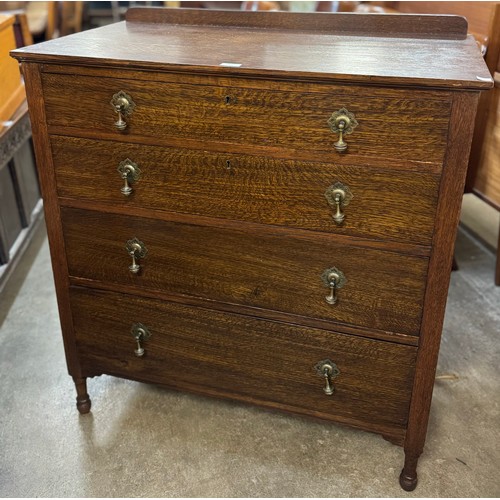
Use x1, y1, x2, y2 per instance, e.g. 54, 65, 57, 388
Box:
70, 287, 417, 438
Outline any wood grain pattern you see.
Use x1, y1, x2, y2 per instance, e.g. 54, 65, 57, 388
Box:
71, 286, 417, 438
20, 63, 81, 377
13, 10, 491, 490
58, 198, 432, 258
401, 91, 480, 488
126, 7, 467, 39
68, 276, 420, 346
11, 11, 492, 89
61, 207, 428, 336
51, 136, 441, 245
42, 72, 452, 164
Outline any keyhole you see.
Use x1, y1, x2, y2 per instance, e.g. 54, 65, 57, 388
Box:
225, 96, 231, 105
226, 160, 231, 170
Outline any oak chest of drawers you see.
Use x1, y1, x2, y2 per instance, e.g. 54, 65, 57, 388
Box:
12, 8, 492, 491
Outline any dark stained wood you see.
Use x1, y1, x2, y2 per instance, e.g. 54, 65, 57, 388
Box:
401, 91, 480, 490
39, 64, 449, 173
42, 72, 452, 164
61, 207, 428, 336
127, 7, 468, 39
71, 286, 417, 439
40, 62, 458, 97
51, 136, 441, 245
20, 63, 81, 378
58, 198, 432, 258
73, 376, 91, 414
14, 9, 491, 491
68, 276, 420, 347
11, 12, 493, 90
48, 126, 444, 174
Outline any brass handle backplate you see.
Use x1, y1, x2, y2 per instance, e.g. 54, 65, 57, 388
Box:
315, 359, 340, 395
321, 267, 347, 305
325, 182, 353, 225
131, 323, 151, 357
110, 91, 136, 131
117, 159, 141, 196
125, 237, 148, 274
327, 108, 358, 152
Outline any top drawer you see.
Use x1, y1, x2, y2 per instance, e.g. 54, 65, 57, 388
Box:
41, 72, 451, 163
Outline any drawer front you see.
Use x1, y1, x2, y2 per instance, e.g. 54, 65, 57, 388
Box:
52, 136, 440, 245
42, 72, 451, 163
61, 207, 428, 336
71, 287, 417, 435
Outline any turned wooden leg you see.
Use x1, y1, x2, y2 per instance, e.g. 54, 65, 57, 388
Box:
73, 377, 91, 414
399, 452, 420, 491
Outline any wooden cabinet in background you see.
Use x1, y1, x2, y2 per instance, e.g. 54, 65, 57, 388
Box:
0, 13, 24, 122
12, 8, 492, 491
0, 12, 42, 293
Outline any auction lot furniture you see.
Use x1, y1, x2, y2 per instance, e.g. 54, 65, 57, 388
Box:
12, 8, 492, 490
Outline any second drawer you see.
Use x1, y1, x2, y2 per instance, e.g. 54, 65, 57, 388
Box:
52, 136, 441, 245
61, 207, 428, 336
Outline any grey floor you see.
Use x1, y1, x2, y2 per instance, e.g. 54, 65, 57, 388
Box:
0, 208, 499, 497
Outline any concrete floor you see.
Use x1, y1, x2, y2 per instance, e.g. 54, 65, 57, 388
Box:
0, 204, 499, 497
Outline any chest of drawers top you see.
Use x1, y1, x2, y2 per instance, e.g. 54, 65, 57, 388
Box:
12, 8, 492, 89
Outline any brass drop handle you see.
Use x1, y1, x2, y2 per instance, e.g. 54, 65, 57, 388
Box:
117, 159, 141, 196
327, 108, 358, 153
125, 238, 148, 274
315, 359, 340, 396
131, 323, 151, 357
321, 267, 347, 305
110, 91, 136, 131
326, 272, 340, 304
325, 182, 353, 225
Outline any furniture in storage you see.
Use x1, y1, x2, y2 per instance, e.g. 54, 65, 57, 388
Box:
0, 13, 42, 292
12, 8, 492, 491
0, 101, 43, 293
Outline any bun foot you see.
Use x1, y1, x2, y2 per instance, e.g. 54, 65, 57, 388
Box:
399, 469, 418, 491
76, 394, 92, 414
73, 376, 92, 414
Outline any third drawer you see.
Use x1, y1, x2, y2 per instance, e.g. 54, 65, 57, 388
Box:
61, 207, 428, 336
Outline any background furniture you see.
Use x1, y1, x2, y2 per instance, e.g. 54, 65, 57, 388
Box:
354, 1, 500, 282
474, 44, 500, 285
0, 13, 42, 293
0, 14, 25, 121
13, 7, 491, 491
0, 2, 83, 41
